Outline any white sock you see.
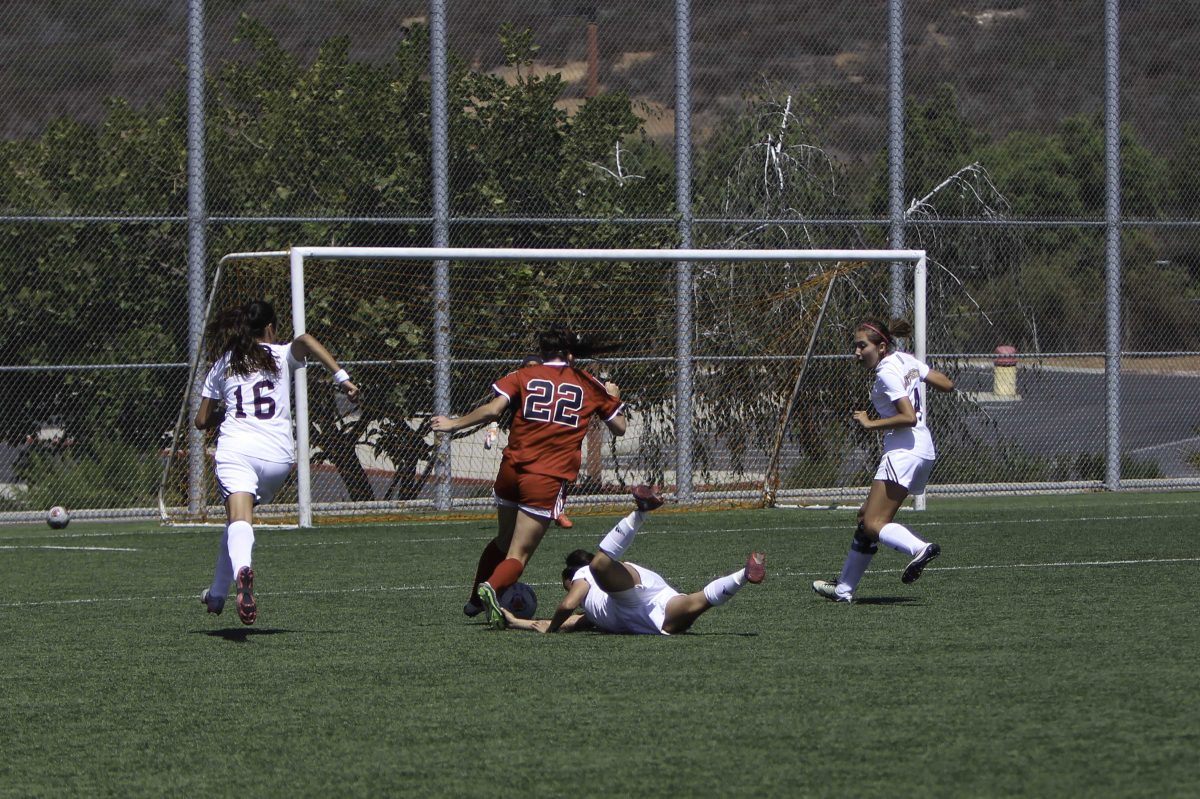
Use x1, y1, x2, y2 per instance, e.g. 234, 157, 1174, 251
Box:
209, 524, 234, 599
227, 520, 255, 576
837, 549, 873, 595
878, 522, 927, 558
703, 569, 747, 606
598, 511, 644, 559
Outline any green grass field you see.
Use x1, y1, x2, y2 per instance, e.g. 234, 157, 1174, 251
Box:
2, 492, 1197, 798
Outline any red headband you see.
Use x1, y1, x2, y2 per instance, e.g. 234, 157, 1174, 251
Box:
858, 323, 890, 344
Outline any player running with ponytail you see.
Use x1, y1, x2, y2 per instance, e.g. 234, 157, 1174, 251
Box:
430, 324, 626, 627
194, 300, 359, 625
812, 317, 954, 604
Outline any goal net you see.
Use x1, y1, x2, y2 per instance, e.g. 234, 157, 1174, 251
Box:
160, 247, 927, 526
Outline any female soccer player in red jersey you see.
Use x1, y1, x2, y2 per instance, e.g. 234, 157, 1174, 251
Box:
430, 324, 627, 627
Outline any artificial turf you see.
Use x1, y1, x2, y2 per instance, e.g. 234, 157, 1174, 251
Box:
1, 492, 1197, 797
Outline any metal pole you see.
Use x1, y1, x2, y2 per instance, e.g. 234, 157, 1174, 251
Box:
674, 0, 694, 504
1104, 0, 1121, 490
887, 0, 906, 315
290, 250, 313, 527
430, 0, 453, 510
185, 0, 207, 516
913, 254, 927, 511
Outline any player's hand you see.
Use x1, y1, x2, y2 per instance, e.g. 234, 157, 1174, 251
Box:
430, 415, 456, 433
340, 381, 361, 403
604, 380, 620, 399
852, 410, 871, 428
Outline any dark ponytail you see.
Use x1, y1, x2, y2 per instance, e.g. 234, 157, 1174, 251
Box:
537, 323, 621, 361
206, 299, 281, 378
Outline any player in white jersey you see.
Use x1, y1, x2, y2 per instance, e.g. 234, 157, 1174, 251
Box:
813, 317, 955, 604
500, 486, 766, 635
193, 300, 359, 625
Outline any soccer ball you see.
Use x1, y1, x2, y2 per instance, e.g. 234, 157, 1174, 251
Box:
499, 582, 538, 619
46, 506, 71, 529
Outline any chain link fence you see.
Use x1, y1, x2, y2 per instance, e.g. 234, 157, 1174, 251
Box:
3, 0, 1199, 521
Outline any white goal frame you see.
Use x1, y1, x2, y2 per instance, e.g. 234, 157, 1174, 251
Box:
199, 246, 927, 526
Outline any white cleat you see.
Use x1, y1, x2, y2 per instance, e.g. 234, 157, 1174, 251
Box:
812, 579, 853, 604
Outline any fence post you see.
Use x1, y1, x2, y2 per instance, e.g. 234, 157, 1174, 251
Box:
887, 0, 906, 316
430, 0, 453, 511
186, 0, 207, 516
674, 0, 694, 503
1104, 0, 1121, 490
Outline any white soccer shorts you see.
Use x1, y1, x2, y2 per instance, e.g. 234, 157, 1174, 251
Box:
214, 450, 293, 505
873, 450, 935, 494
604, 564, 681, 636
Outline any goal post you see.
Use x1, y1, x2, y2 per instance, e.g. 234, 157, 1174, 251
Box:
162, 246, 927, 526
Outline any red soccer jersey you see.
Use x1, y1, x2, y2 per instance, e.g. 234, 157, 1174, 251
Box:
491, 361, 626, 481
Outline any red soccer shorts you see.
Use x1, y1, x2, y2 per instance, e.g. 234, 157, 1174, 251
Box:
493, 458, 568, 519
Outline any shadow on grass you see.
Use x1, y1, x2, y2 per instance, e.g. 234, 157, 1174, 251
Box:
852, 596, 919, 605
193, 627, 296, 642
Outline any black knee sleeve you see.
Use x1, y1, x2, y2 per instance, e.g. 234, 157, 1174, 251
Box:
850, 525, 878, 555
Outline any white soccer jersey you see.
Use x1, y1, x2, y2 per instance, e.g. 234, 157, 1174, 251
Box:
573, 563, 680, 636
201, 343, 302, 464
871, 350, 936, 460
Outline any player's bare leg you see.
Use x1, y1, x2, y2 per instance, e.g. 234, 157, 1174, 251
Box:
863, 480, 940, 585
477, 510, 551, 629
662, 552, 765, 634
465, 505, 518, 617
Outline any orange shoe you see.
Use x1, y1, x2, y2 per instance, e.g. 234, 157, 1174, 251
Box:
744, 552, 766, 584
632, 485, 664, 512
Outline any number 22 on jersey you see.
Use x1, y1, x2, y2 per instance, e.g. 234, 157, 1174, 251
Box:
522, 379, 584, 427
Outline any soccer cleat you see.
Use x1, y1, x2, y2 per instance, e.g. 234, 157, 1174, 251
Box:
555, 513, 574, 529
812, 579, 852, 603
744, 552, 766, 584
200, 588, 224, 615
632, 484, 664, 512
901, 542, 941, 584
476, 582, 506, 629
235, 566, 257, 626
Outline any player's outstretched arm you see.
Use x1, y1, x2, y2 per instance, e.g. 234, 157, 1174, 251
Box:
430, 395, 509, 434
546, 580, 590, 633
925, 368, 955, 392
503, 609, 590, 634
291, 333, 360, 402
500, 610, 551, 632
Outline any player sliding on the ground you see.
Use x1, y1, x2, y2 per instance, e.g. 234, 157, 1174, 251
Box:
431, 324, 626, 628
501, 486, 766, 635
194, 299, 359, 625
813, 317, 954, 604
